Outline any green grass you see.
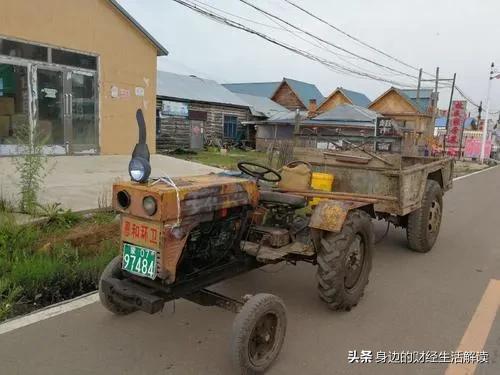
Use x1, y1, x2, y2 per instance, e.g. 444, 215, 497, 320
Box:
171, 149, 268, 170
0, 210, 118, 321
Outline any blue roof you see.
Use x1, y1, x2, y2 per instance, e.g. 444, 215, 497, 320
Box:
224, 78, 324, 107
283, 77, 325, 106
338, 88, 371, 107
222, 82, 280, 97
398, 88, 433, 113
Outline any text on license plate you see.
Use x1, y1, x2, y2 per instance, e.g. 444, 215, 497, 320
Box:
122, 243, 157, 279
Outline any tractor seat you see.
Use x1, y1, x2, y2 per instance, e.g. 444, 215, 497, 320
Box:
259, 191, 307, 209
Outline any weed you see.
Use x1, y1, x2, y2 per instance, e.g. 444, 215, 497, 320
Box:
0, 188, 16, 213
0, 279, 22, 321
0, 215, 40, 260
12, 122, 49, 214
36, 202, 81, 230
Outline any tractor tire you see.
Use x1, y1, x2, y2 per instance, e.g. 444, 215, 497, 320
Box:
406, 180, 443, 253
99, 256, 137, 315
231, 294, 287, 374
316, 209, 374, 311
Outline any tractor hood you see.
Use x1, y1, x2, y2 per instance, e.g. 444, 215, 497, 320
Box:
112, 174, 259, 223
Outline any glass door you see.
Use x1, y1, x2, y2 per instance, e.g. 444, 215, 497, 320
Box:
37, 68, 65, 153
66, 70, 97, 153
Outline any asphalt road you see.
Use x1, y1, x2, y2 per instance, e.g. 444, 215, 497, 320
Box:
1, 167, 499, 375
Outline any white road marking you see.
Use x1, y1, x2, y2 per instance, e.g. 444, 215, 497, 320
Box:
453, 164, 499, 181
0, 163, 497, 336
0, 292, 98, 335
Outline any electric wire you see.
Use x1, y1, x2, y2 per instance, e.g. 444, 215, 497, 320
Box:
170, 0, 418, 87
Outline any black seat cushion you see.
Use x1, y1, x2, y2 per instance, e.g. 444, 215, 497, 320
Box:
259, 191, 307, 208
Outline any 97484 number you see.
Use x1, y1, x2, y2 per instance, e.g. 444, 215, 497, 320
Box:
122, 243, 157, 279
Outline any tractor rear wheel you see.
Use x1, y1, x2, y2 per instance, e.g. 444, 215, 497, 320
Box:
406, 180, 443, 253
231, 293, 287, 374
316, 210, 374, 311
99, 256, 137, 315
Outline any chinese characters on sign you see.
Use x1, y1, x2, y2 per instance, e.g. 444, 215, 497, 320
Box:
161, 100, 189, 117
446, 100, 467, 148
347, 350, 489, 365
376, 117, 398, 137
122, 218, 159, 248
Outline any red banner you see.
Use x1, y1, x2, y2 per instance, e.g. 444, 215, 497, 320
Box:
446, 100, 467, 147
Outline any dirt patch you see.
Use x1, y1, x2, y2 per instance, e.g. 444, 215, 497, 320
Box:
38, 221, 120, 255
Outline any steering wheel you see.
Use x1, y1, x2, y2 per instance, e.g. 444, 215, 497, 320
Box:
237, 162, 281, 182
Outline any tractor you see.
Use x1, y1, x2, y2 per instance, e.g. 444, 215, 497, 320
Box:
99, 109, 383, 373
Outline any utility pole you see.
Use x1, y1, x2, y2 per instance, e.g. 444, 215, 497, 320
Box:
476, 101, 482, 130
480, 62, 494, 163
416, 68, 423, 109
443, 73, 457, 154
430, 67, 440, 128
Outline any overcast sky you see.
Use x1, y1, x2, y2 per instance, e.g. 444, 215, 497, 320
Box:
119, 0, 500, 115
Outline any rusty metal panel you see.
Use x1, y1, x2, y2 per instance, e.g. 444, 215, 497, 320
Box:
309, 200, 371, 232
113, 175, 259, 222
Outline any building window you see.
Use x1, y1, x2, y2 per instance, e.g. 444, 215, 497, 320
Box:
0, 38, 48, 62
223, 115, 238, 139
52, 49, 96, 70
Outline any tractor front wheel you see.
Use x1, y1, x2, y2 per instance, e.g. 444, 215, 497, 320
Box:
316, 210, 374, 311
99, 256, 137, 315
231, 293, 287, 374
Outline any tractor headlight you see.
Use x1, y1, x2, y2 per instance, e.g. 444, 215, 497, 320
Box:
143, 196, 157, 216
129, 157, 151, 183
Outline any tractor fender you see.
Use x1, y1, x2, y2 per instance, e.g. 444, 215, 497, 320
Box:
309, 200, 374, 233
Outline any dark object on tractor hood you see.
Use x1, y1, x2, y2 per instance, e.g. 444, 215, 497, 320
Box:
129, 109, 151, 183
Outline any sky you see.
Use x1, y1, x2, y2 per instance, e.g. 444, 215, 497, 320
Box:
118, 0, 500, 116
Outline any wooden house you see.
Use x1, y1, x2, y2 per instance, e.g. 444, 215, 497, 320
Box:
224, 77, 324, 111
368, 88, 435, 136
316, 87, 371, 114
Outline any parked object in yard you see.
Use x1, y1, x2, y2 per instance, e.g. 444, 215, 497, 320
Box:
100, 109, 380, 374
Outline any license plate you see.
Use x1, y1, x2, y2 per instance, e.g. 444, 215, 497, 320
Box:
122, 243, 157, 279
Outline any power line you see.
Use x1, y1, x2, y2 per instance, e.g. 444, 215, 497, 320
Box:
240, 0, 419, 81
282, 0, 429, 76
170, 0, 418, 87
281, 0, 496, 112
190, 0, 284, 31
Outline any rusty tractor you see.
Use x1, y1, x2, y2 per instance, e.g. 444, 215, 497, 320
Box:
99, 109, 452, 374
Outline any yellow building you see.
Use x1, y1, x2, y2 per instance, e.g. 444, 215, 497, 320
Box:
0, 0, 167, 155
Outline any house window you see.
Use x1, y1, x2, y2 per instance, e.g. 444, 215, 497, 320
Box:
0, 39, 48, 62
52, 49, 97, 70
223, 115, 238, 139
